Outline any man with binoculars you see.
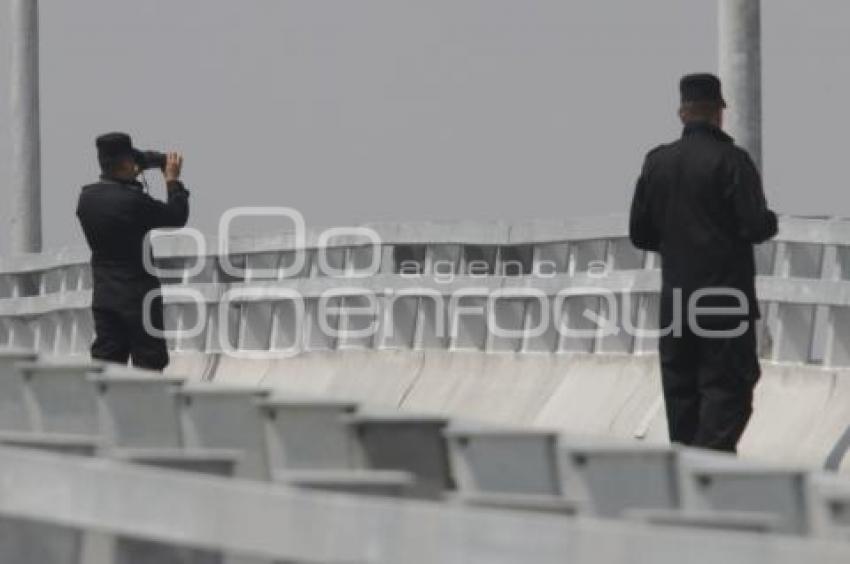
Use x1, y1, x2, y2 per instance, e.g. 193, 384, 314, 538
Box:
76, 132, 190, 370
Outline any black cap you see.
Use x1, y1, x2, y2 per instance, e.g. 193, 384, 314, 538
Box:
680, 73, 726, 108
96, 132, 142, 165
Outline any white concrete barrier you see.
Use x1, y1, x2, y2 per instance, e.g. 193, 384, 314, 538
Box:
4, 446, 850, 563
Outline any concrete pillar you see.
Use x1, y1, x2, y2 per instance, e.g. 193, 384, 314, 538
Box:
719, 0, 762, 169
10, 0, 43, 254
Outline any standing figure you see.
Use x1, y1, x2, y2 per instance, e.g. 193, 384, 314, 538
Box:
629, 74, 777, 452
77, 133, 189, 370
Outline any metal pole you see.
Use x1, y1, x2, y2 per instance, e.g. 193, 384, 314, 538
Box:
719, 0, 762, 170
10, 0, 42, 254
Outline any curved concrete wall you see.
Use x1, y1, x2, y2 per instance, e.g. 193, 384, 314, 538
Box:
166, 349, 850, 471
2, 214, 850, 469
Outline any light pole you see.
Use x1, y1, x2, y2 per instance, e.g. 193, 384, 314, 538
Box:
10, 0, 42, 254
719, 0, 762, 170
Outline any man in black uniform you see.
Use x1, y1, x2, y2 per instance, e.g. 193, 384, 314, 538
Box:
76, 133, 189, 370
629, 74, 778, 452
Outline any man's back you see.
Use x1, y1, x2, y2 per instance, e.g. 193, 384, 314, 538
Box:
78, 181, 157, 271
76, 177, 189, 310
630, 121, 777, 318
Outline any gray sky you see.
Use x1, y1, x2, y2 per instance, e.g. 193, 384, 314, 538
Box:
1, 1, 849, 252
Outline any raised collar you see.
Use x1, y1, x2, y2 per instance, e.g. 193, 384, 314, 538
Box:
682, 121, 733, 144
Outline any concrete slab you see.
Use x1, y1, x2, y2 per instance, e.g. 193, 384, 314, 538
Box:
402, 351, 567, 425
166, 352, 217, 382
534, 354, 662, 439
261, 350, 425, 405
739, 363, 850, 469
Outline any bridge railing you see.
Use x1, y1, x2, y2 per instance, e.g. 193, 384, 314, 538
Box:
1, 215, 848, 367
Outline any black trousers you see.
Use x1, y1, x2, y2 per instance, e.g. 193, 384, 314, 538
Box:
90, 297, 169, 371
658, 320, 760, 453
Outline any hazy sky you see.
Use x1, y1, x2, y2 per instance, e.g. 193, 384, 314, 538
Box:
1, 1, 849, 253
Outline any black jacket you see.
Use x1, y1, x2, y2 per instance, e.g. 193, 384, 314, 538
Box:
76, 177, 190, 311
629, 122, 777, 322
